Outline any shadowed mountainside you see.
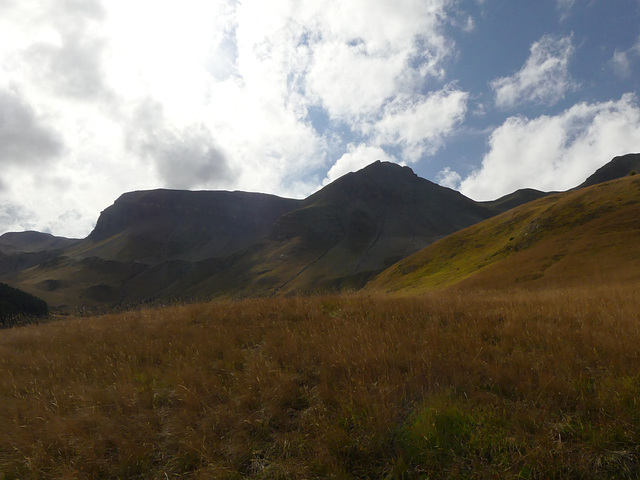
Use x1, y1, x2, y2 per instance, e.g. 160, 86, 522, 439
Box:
218, 161, 495, 294
0, 231, 80, 255
81, 190, 302, 263
0, 162, 506, 309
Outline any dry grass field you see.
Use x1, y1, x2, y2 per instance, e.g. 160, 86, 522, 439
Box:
1, 285, 640, 478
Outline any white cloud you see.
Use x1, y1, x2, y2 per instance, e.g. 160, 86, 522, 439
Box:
463, 16, 475, 33
301, 0, 455, 119
491, 34, 575, 108
323, 144, 396, 185
612, 50, 632, 78
372, 86, 468, 162
556, 0, 582, 20
459, 93, 640, 200
0, 0, 476, 237
0, 87, 63, 164
611, 38, 640, 79
435, 167, 462, 189
122, 98, 235, 191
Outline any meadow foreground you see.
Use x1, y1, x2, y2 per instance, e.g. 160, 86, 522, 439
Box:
1, 286, 639, 478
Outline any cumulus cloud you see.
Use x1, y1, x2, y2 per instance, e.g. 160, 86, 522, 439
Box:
435, 167, 462, 189
323, 144, 396, 185
459, 93, 640, 200
2, 0, 110, 101
213, 0, 463, 192
0, 88, 63, 165
372, 87, 468, 162
0, 202, 35, 234
127, 100, 235, 190
300, 0, 456, 120
0, 0, 497, 236
491, 35, 575, 108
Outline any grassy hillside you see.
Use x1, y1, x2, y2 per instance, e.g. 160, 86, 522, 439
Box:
369, 174, 640, 294
1, 287, 640, 478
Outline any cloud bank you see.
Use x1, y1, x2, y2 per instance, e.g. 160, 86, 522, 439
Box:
1, 0, 639, 237
0, 0, 470, 236
459, 94, 640, 200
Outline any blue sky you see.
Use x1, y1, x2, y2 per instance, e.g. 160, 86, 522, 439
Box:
1, 0, 639, 237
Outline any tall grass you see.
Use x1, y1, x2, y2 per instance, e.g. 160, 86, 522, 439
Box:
1, 286, 639, 478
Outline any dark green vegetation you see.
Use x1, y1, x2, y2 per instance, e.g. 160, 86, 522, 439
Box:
1, 289, 639, 478
0, 283, 48, 327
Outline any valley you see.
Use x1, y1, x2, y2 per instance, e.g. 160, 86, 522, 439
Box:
1, 153, 639, 478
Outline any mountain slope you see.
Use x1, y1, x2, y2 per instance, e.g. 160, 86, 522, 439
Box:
0, 231, 80, 255
248, 161, 495, 291
576, 152, 640, 188
368, 174, 640, 293
3, 162, 503, 308
479, 188, 550, 214
70, 189, 302, 263
0, 282, 49, 327
117, 161, 501, 299
3, 154, 637, 310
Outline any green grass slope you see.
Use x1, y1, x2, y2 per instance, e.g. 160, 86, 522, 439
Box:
368, 174, 640, 293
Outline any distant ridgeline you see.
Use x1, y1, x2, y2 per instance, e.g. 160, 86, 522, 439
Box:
0, 283, 49, 327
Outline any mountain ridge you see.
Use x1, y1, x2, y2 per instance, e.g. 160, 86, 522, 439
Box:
368, 173, 640, 293
0, 155, 636, 310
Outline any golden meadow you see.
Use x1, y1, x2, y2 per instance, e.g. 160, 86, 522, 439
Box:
1, 285, 639, 478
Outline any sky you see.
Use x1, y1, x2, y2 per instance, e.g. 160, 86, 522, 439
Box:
1, 0, 640, 238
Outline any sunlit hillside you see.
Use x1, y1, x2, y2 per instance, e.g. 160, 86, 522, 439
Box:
1, 287, 640, 478
368, 174, 640, 294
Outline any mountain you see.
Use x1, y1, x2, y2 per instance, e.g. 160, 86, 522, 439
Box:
0, 162, 508, 309
479, 188, 550, 214
367, 173, 640, 293
1, 190, 301, 309
154, 161, 500, 298
74, 189, 301, 262
1, 154, 636, 310
0, 231, 80, 255
252, 161, 494, 290
576, 152, 640, 188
